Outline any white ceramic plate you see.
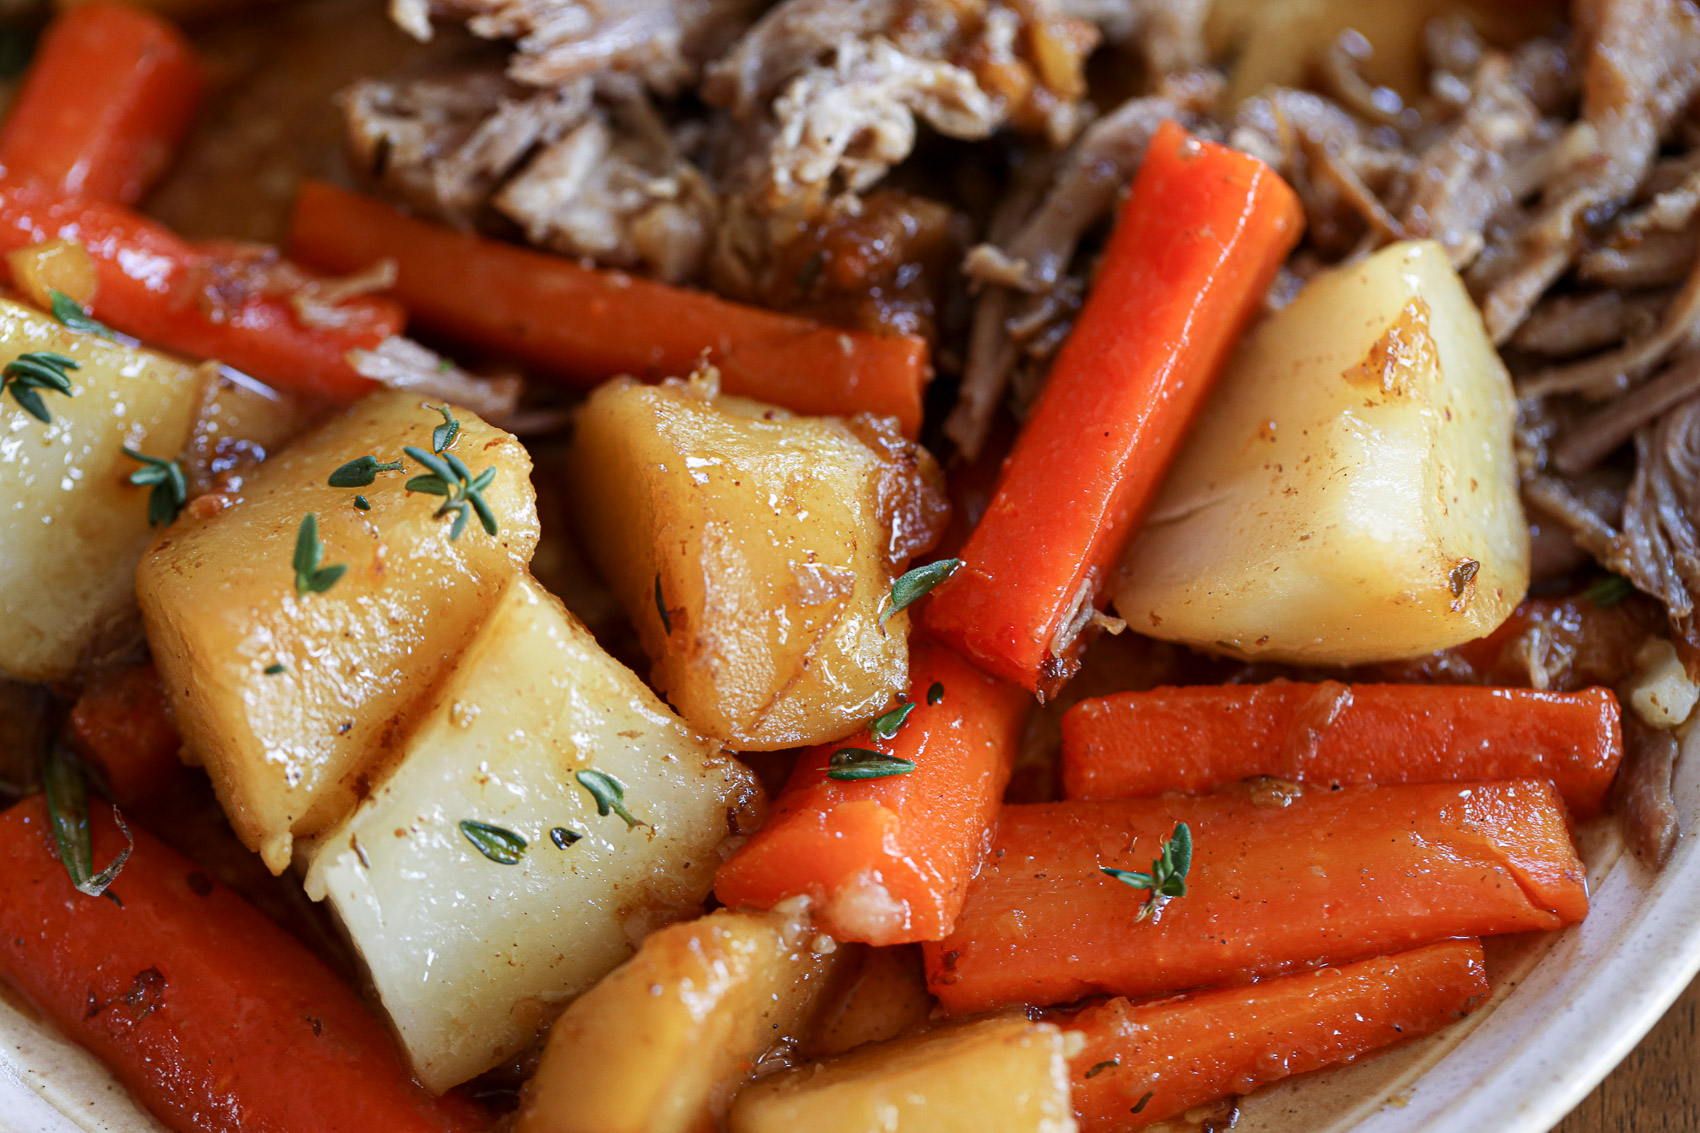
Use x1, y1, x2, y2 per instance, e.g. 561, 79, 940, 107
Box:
5, 728, 1699, 1133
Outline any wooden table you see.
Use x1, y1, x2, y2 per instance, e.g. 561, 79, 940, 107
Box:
1557, 971, 1700, 1131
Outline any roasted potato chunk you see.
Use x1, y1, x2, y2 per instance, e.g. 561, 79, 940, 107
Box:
304, 576, 765, 1094
1115, 240, 1528, 665
568, 374, 947, 750
518, 905, 839, 1133
0, 298, 206, 680
729, 1014, 1077, 1133
137, 391, 538, 870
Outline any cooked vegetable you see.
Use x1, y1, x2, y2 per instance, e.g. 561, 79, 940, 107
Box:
67, 661, 182, 805
517, 905, 839, 1133
0, 2, 202, 204
289, 180, 931, 435
8, 237, 97, 311
922, 779, 1587, 1015
925, 121, 1303, 696
1114, 239, 1530, 664
567, 374, 947, 750
0, 795, 483, 1133
802, 944, 936, 1060
715, 641, 1028, 944
0, 174, 403, 400
301, 575, 764, 1093
136, 391, 539, 872
728, 1014, 1076, 1133
1062, 682, 1625, 819
0, 297, 204, 680
1065, 939, 1490, 1131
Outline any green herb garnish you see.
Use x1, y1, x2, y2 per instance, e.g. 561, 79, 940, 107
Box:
1102, 822, 1192, 922
1085, 1060, 1119, 1079
460, 819, 526, 864
403, 445, 498, 542
827, 748, 915, 781
1131, 1091, 1154, 1115
870, 701, 916, 740
353, 495, 370, 511
881, 558, 960, 625
122, 447, 187, 527
328, 455, 403, 488
577, 770, 642, 829
50, 291, 113, 338
550, 826, 582, 849
1585, 575, 1635, 608
3, 350, 77, 423
654, 574, 671, 635
292, 513, 347, 596
431, 404, 459, 453
43, 745, 132, 900
263, 662, 286, 675
927, 681, 945, 705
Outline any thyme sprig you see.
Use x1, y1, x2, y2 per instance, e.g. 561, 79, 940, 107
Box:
1102, 822, 1193, 923
292, 513, 347, 596
3, 350, 77, 423
43, 744, 132, 900
576, 770, 642, 829
122, 447, 187, 527
403, 444, 498, 542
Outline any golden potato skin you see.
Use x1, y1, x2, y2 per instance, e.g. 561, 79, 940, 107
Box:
1115, 240, 1529, 665
728, 1015, 1078, 1133
518, 905, 840, 1133
305, 576, 764, 1094
568, 376, 947, 751
137, 391, 538, 870
0, 298, 207, 680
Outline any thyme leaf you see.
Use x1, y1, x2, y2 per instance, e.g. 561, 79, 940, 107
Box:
460, 819, 526, 864
292, 513, 347, 596
43, 745, 131, 899
869, 701, 916, 740
431, 404, 460, 453
328, 455, 403, 488
50, 291, 113, 338
827, 748, 915, 781
1585, 574, 1635, 608
927, 681, 945, 705
577, 770, 642, 829
550, 826, 582, 849
881, 558, 959, 625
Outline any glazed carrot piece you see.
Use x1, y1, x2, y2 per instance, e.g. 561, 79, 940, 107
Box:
0, 174, 401, 400
288, 180, 929, 435
714, 641, 1029, 944
1062, 682, 1623, 819
0, 796, 483, 1133
921, 780, 1586, 1015
68, 661, 183, 805
1064, 940, 1490, 1131
925, 121, 1302, 696
0, 3, 203, 204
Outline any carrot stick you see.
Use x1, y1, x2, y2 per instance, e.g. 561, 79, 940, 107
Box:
0, 795, 484, 1133
0, 173, 401, 400
924, 121, 1302, 696
921, 779, 1586, 1015
68, 662, 183, 806
714, 641, 1029, 944
0, 3, 203, 204
1062, 682, 1624, 819
1064, 939, 1489, 1131
287, 180, 929, 435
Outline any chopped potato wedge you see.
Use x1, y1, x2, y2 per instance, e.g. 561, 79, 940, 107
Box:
137, 391, 538, 870
303, 575, 765, 1094
0, 298, 207, 680
1115, 240, 1528, 665
568, 374, 947, 751
180, 370, 316, 500
518, 904, 840, 1133
729, 1014, 1078, 1133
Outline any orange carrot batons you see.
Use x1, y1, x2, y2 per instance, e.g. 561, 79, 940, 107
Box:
1061, 682, 1624, 818
67, 662, 183, 806
0, 3, 203, 204
288, 180, 929, 435
0, 797, 482, 1133
1065, 940, 1490, 1131
924, 121, 1303, 695
714, 641, 1028, 944
923, 780, 1586, 1015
